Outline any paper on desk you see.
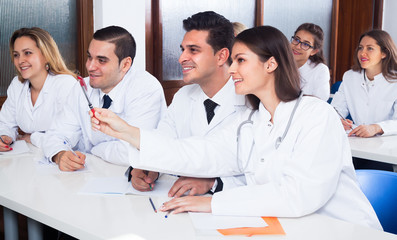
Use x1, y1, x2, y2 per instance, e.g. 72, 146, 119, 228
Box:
189, 212, 267, 230
35, 157, 91, 174
79, 174, 178, 197
0, 140, 30, 155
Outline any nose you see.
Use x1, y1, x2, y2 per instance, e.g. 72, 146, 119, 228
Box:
228, 61, 237, 75
86, 59, 96, 71
179, 50, 188, 65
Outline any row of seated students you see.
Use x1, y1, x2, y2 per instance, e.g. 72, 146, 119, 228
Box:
1, 10, 396, 238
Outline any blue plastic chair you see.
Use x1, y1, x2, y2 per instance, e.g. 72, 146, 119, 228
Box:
355, 170, 397, 234
327, 81, 342, 103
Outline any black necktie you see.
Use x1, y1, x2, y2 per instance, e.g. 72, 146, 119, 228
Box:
203, 99, 218, 124
102, 95, 112, 109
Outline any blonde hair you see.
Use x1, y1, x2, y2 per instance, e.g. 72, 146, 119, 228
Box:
232, 22, 247, 36
9, 27, 77, 82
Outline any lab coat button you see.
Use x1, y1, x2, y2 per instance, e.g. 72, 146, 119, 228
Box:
260, 158, 265, 162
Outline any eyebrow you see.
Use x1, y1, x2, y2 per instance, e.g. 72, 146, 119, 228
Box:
13, 48, 33, 53
233, 53, 246, 58
87, 51, 110, 61
295, 36, 312, 44
180, 44, 201, 49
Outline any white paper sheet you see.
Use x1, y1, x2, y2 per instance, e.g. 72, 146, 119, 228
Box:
189, 212, 267, 230
0, 140, 30, 155
79, 174, 178, 197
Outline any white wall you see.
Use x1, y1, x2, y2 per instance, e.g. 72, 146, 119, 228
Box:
382, 0, 397, 44
93, 0, 146, 70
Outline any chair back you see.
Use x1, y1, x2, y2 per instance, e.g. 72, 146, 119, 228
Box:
356, 169, 397, 234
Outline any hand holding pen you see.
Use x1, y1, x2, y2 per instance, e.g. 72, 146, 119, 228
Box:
333, 108, 353, 130
0, 135, 13, 152
127, 168, 158, 191
53, 140, 86, 171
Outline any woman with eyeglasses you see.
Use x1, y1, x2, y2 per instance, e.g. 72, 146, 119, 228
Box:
291, 23, 330, 101
331, 29, 397, 138
89, 26, 381, 230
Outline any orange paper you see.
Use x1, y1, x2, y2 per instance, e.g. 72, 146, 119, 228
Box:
217, 217, 285, 236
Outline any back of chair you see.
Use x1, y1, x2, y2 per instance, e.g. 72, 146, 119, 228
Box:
356, 169, 397, 234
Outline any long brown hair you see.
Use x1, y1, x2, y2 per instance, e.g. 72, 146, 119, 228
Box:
235, 26, 301, 109
352, 29, 397, 81
9, 27, 76, 82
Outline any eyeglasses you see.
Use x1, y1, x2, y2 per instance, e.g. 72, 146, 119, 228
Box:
291, 36, 314, 51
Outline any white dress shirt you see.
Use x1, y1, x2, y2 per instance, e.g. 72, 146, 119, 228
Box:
299, 60, 330, 101
0, 74, 77, 148
134, 96, 381, 230
42, 65, 166, 165
331, 70, 397, 135
154, 78, 248, 190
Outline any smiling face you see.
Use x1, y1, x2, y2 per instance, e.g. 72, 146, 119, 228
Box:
291, 30, 318, 67
12, 36, 47, 83
178, 30, 219, 86
229, 42, 270, 97
357, 36, 386, 74
86, 39, 128, 93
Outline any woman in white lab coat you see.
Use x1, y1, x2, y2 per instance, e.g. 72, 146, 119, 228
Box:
0, 27, 77, 151
91, 26, 381, 230
291, 23, 330, 101
331, 29, 397, 137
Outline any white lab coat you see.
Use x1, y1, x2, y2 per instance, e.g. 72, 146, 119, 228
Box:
135, 96, 381, 230
331, 70, 397, 135
42, 65, 166, 165
299, 60, 330, 101
0, 74, 77, 148
154, 78, 248, 190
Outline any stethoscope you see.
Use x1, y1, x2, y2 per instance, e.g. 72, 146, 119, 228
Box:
236, 92, 303, 172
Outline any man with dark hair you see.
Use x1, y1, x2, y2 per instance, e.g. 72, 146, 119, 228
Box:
42, 26, 166, 171
128, 12, 247, 196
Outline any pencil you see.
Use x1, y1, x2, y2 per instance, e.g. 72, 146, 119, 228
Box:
149, 197, 157, 213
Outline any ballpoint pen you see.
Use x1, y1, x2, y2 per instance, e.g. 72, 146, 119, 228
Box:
149, 197, 157, 213
334, 107, 353, 130
78, 76, 96, 117
63, 140, 78, 157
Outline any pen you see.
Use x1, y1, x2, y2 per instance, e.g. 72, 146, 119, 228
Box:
78, 76, 96, 117
334, 107, 353, 130
143, 170, 153, 190
164, 211, 171, 218
149, 197, 157, 213
0, 136, 12, 150
63, 140, 78, 157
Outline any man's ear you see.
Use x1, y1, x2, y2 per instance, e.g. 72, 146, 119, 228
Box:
120, 57, 132, 72
216, 48, 230, 66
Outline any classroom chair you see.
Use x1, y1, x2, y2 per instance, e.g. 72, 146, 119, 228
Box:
327, 81, 342, 103
355, 169, 397, 234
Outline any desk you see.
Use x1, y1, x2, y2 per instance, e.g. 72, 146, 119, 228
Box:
349, 135, 397, 171
0, 145, 395, 240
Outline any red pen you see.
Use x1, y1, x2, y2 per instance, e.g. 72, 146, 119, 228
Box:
77, 76, 96, 117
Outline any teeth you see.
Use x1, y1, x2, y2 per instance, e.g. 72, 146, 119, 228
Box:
183, 67, 193, 71
234, 79, 243, 83
20, 67, 29, 70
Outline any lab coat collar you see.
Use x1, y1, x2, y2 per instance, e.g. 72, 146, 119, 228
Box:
24, 73, 52, 117
257, 100, 294, 126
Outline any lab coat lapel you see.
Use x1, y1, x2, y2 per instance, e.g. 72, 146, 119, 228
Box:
22, 82, 34, 120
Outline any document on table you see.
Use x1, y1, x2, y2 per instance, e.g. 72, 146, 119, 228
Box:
189, 212, 267, 230
80, 174, 178, 197
0, 140, 30, 155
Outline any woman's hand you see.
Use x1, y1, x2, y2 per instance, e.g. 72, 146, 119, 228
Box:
348, 124, 383, 137
0, 135, 13, 152
90, 108, 141, 148
340, 119, 353, 130
160, 196, 212, 215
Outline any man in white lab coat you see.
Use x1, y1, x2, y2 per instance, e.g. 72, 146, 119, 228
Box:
128, 11, 247, 196
42, 26, 166, 171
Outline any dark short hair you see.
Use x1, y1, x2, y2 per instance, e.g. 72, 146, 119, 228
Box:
235, 26, 301, 109
93, 26, 136, 64
183, 11, 234, 65
294, 23, 326, 65
352, 29, 397, 81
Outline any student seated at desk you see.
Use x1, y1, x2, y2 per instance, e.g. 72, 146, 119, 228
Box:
42, 26, 166, 171
0, 27, 77, 151
128, 11, 247, 197
90, 26, 382, 230
331, 29, 397, 138
291, 23, 330, 101
0, 27, 78, 240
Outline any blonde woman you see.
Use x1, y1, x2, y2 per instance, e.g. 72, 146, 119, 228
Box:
0, 27, 77, 151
